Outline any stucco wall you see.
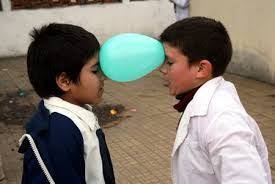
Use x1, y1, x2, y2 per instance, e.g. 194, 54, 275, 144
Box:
190, 0, 275, 84
0, 0, 174, 57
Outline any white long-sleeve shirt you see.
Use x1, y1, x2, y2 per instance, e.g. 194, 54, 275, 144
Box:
171, 77, 271, 184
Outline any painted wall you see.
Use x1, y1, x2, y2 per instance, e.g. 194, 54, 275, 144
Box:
0, 0, 175, 57
191, 0, 275, 84
2, 0, 274, 84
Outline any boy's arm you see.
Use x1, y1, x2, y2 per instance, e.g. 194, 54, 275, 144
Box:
205, 111, 269, 184
48, 113, 86, 183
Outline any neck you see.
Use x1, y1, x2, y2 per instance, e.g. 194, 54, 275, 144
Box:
173, 86, 201, 112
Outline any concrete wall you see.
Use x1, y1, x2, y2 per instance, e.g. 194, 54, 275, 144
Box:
191, 0, 275, 84
0, 0, 174, 57
2, 0, 274, 84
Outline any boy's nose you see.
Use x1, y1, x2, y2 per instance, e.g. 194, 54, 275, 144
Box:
159, 63, 168, 75
98, 65, 107, 80
101, 75, 107, 81
100, 72, 107, 81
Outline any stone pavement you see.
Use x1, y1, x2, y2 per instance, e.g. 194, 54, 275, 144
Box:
0, 57, 274, 184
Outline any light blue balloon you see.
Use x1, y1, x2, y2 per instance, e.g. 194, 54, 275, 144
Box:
99, 33, 165, 82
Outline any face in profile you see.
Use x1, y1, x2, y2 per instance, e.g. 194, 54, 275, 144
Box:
160, 43, 200, 96
62, 55, 105, 106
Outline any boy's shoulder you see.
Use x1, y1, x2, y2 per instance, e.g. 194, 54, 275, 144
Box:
210, 79, 242, 108
19, 100, 84, 156
26, 100, 82, 138
191, 77, 239, 116
43, 97, 99, 132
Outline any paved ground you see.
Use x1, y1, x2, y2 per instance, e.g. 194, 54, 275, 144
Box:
0, 56, 274, 184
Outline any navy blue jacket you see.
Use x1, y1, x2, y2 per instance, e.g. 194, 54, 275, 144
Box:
19, 101, 115, 184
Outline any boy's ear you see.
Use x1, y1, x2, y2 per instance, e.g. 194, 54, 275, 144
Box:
56, 72, 72, 92
196, 60, 213, 79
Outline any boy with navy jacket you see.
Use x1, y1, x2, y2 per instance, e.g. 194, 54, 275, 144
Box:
19, 23, 115, 184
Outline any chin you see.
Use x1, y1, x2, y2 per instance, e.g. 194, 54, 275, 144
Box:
169, 91, 176, 96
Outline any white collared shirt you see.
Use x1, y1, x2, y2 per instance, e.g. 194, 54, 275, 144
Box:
172, 77, 272, 184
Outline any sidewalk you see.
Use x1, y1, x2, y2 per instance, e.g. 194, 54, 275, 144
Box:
0, 56, 274, 183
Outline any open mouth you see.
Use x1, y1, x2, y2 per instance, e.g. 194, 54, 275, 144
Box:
164, 82, 169, 87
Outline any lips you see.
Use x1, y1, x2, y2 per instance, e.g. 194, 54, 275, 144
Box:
99, 82, 104, 89
99, 86, 104, 92
99, 84, 104, 94
163, 81, 169, 87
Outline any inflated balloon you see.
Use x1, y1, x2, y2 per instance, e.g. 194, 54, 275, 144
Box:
99, 33, 165, 82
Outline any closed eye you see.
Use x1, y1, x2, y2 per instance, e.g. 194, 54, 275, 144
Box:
91, 64, 99, 74
167, 60, 173, 65
165, 55, 173, 65
166, 59, 173, 65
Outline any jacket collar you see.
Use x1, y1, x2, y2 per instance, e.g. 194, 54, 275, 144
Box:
173, 85, 201, 113
43, 97, 98, 131
25, 100, 50, 136
171, 76, 224, 157
188, 76, 224, 117
18, 100, 50, 153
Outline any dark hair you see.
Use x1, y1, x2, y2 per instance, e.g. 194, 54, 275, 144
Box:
27, 23, 100, 98
160, 16, 232, 77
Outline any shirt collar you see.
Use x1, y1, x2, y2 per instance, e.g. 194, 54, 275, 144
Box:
173, 85, 201, 112
43, 97, 98, 131
189, 76, 224, 117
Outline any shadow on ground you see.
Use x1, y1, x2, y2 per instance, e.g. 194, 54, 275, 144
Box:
0, 89, 126, 127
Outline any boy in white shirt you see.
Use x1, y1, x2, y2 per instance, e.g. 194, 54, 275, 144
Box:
159, 16, 271, 184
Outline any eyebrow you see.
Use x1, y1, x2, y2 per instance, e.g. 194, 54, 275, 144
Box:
165, 55, 172, 61
90, 63, 98, 69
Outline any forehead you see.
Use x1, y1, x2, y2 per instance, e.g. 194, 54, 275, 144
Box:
85, 55, 98, 67
163, 43, 183, 56
163, 43, 184, 58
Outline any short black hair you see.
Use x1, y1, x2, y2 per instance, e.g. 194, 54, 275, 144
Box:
27, 23, 100, 98
160, 16, 232, 77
